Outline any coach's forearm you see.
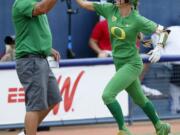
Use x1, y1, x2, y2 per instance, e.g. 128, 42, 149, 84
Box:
33, 0, 58, 16
76, 0, 95, 11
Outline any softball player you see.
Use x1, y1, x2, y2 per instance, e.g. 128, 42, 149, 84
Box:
75, 0, 170, 135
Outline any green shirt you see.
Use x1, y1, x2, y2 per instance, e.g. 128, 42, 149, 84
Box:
12, 0, 52, 59
93, 3, 157, 59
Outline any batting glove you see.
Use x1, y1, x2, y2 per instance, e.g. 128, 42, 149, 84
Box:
147, 45, 163, 63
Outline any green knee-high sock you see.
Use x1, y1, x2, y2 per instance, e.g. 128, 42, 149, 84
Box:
141, 101, 160, 126
106, 100, 124, 130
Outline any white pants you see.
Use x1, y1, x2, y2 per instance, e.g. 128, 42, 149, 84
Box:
170, 84, 180, 112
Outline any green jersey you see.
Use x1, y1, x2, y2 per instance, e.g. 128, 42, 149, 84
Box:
12, 0, 52, 59
93, 3, 157, 59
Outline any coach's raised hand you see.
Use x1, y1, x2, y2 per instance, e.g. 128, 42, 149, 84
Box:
75, 0, 95, 11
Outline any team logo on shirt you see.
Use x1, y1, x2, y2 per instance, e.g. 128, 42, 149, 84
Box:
112, 16, 117, 22
111, 27, 126, 40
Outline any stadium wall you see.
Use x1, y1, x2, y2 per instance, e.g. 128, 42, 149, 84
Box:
1, 55, 180, 129
0, 58, 129, 129
0, 0, 180, 58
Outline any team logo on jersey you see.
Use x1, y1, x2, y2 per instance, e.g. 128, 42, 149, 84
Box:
112, 16, 117, 22
111, 27, 126, 40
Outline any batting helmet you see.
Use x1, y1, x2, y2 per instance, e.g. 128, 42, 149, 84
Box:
109, 0, 139, 9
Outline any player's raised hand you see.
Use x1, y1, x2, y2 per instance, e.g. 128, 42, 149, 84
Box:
75, 0, 94, 11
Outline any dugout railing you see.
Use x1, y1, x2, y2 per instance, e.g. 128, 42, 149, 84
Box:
0, 54, 180, 129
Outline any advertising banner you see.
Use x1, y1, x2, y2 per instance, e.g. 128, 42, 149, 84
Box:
0, 64, 128, 126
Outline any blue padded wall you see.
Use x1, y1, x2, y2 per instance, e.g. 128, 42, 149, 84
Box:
0, 0, 180, 58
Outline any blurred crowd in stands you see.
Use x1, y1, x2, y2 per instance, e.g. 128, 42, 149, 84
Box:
0, 35, 15, 62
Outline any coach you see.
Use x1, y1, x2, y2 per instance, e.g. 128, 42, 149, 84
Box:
12, 0, 62, 135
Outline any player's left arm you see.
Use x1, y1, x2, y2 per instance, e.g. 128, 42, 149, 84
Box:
154, 25, 171, 48
138, 15, 171, 48
137, 15, 171, 63
147, 25, 171, 63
